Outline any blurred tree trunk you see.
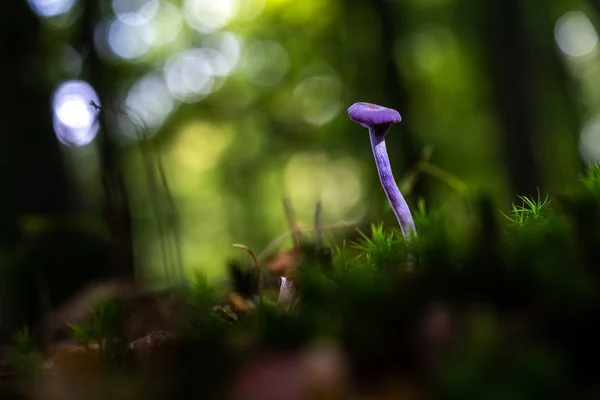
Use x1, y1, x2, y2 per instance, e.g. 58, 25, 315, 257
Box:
527, 0, 584, 187
371, 0, 427, 201
0, 2, 80, 340
480, 0, 540, 197
0, 2, 135, 340
590, 1, 600, 17
0, 2, 72, 248
79, 0, 135, 280
343, 0, 428, 211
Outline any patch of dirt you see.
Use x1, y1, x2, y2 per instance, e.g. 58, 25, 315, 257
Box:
128, 330, 181, 360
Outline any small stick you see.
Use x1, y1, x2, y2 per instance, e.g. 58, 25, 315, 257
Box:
314, 200, 323, 247
232, 244, 263, 298
277, 277, 297, 310
283, 197, 303, 249
256, 219, 361, 263
280, 198, 303, 308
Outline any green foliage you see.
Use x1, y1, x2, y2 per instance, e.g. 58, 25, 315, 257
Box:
186, 272, 218, 317
8, 165, 600, 397
68, 299, 128, 362
3, 326, 43, 375
501, 189, 552, 227
413, 198, 436, 230
204, 162, 600, 395
353, 223, 407, 271
435, 312, 563, 399
184, 272, 232, 339
580, 163, 600, 197
227, 260, 260, 300
331, 239, 360, 274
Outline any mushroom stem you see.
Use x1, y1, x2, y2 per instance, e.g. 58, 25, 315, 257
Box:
347, 101, 417, 262
278, 277, 297, 310
368, 128, 417, 240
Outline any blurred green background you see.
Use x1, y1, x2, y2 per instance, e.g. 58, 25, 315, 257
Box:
1, 0, 598, 283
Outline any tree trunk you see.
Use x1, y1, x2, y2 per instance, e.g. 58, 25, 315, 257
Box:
480, 0, 539, 197
0, 1, 72, 248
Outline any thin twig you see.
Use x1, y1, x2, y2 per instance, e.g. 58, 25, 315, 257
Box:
256, 219, 361, 263
314, 200, 323, 247
399, 145, 433, 195
137, 133, 172, 283
232, 243, 263, 298
283, 197, 303, 249
152, 139, 184, 283
418, 162, 469, 194
119, 106, 183, 285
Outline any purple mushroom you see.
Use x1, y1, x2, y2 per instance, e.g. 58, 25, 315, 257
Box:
347, 102, 417, 241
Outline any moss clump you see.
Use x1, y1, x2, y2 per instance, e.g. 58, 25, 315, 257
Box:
5, 165, 600, 399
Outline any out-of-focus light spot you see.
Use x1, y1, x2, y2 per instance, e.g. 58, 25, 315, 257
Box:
169, 121, 233, 176
235, 0, 265, 21
56, 100, 91, 129
113, 0, 159, 26
266, 0, 292, 6
579, 116, 600, 163
165, 51, 213, 102
242, 40, 290, 86
139, 1, 183, 46
555, 11, 598, 58
293, 75, 342, 126
165, 48, 234, 102
59, 44, 82, 77
408, 25, 453, 74
94, 19, 113, 61
51, 80, 100, 147
203, 32, 242, 72
283, 153, 363, 220
184, 0, 237, 33
27, 0, 76, 17
200, 48, 230, 76
107, 18, 150, 60
124, 72, 175, 136
266, 0, 328, 24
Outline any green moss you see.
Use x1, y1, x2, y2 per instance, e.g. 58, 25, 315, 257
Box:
8, 164, 600, 397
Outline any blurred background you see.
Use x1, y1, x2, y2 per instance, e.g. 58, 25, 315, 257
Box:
0, 0, 598, 287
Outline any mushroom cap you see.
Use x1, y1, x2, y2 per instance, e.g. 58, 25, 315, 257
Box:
347, 102, 401, 126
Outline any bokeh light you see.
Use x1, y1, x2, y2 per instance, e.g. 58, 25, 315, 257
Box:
203, 32, 242, 73
293, 75, 342, 126
200, 48, 230, 77
124, 72, 175, 136
579, 116, 600, 163
162, 122, 235, 278
235, 0, 265, 22
23, 0, 588, 287
27, 0, 76, 18
113, 0, 159, 26
184, 0, 237, 34
242, 40, 290, 86
165, 50, 214, 102
169, 121, 234, 179
164, 46, 237, 102
283, 153, 364, 221
407, 25, 455, 75
139, 1, 183, 46
51, 80, 100, 147
555, 11, 598, 58
107, 18, 150, 60
59, 44, 83, 77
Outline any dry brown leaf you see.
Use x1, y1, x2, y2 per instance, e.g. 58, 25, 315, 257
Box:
266, 249, 303, 278
213, 305, 239, 322
229, 293, 254, 313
